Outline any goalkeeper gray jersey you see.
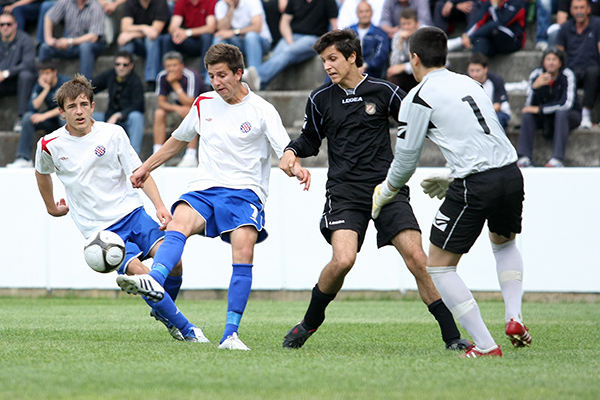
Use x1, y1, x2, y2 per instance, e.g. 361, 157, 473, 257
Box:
389, 68, 517, 187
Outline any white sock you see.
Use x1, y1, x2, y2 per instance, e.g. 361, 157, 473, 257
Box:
427, 266, 496, 350
492, 240, 524, 323
153, 144, 162, 154
582, 108, 591, 119
184, 148, 197, 158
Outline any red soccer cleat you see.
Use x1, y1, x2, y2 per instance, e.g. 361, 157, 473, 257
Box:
460, 344, 503, 358
505, 319, 532, 348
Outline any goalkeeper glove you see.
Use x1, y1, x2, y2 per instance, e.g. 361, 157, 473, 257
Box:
372, 180, 399, 219
420, 171, 453, 200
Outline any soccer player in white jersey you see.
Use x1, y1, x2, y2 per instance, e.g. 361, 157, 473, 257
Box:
372, 27, 532, 357
35, 75, 208, 343
119, 43, 310, 351
280, 29, 471, 351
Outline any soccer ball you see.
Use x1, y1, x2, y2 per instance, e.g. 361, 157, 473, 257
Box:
83, 230, 126, 273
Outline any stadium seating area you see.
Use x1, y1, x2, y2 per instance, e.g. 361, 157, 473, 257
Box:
1, 22, 600, 168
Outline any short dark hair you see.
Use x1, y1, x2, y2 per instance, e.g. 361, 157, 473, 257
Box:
313, 29, 364, 68
38, 59, 58, 72
408, 26, 447, 68
204, 43, 245, 74
400, 7, 418, 22
468, 52, 489, 68
115, 51, 134, 64
542, 46, 566, 69
55, 74, 94, 110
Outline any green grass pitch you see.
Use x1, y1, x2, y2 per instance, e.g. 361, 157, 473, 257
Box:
0, 296, 598, 399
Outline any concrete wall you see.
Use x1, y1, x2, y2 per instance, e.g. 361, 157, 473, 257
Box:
2, 167, 599, 293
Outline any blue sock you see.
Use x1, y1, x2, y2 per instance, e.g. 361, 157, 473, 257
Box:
221, 264, 253, 343
149, 231, 187, 286
164, 274, 183, 302
144, 291, 193, 334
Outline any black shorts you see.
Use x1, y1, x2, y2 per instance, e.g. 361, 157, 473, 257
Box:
320, 182, 421, 252
429, 162, 524, 254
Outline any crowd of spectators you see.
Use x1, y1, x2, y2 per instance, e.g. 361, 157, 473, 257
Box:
2, 0, 600, 168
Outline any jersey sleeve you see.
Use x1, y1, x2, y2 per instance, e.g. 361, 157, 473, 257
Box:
34, 136, 57, 175
286, 95, 325, 158
116, 127, 143, 174
171, 99, 201, 142
262, 104, 292, 158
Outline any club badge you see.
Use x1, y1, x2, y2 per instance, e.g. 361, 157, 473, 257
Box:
365, 102, 376, 115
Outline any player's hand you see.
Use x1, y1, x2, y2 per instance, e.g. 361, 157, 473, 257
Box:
292, 165, 311, 191
372, 180, 398, 219
420, 171, 453, 199
131, 166, 150, 188
49, 198, 70, 217
156, 207, 172, 230
279, 149, 297, 177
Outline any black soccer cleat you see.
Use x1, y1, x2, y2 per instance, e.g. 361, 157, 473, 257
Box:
283, 322, 316, 349
445, 338, 473, 351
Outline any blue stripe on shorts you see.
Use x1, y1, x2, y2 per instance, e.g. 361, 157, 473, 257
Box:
107, 207, 165, 274
174, 187, 268, 244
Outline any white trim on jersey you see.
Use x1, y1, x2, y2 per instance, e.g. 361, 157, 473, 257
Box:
171, 90, 291, 204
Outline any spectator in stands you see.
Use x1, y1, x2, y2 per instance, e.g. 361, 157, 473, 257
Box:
467, 52, 512, 130
250, 0, 338, 89
161, 0, 218, 82
261, 0, 284, 46
534, 0, 557, 50
0, 12, 36, 133
92, 51, 146, 154
448, 0, 526, 57
6, 60, 69, 168
386, 7, 419, 92
380, 0, 431, 38
98, 0, 127, 47
556, 0, 600, 128
546, 0, 600, 47
337, 0, 385, 29
153, 51, 206, 167
35, 0, 55, 45
212, 0, 272, 73
117, 0, 170, 92
516, 47, 581, 168
432, 0, 479, 35
350, 1, 389, 78
1, 0, 41, 32
38, 0, 106, 79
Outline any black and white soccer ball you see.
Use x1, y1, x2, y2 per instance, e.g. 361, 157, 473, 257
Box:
83, 230, 126, 273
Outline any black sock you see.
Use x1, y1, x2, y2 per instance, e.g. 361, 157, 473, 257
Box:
428, 299, 461, 343
302, 284, 337, 331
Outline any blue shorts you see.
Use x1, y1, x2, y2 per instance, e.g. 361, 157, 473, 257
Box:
174, 187, 268, 244
107, 207, 165, 274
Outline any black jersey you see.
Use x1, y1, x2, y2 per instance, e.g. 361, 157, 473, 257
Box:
287, 76, 405, 188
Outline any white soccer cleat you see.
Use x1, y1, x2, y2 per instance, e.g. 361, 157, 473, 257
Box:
116, 274, 164, 303
218, 332, 250, 350
183, 326, 211, 343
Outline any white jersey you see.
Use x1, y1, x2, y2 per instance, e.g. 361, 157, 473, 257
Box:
388, 68, 517, 188
35, 121, 144, 238
171, 87, 291, 204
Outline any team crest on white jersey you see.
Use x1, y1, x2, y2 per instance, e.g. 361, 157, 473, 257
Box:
240, 122, 252, 133
433, 210, 450, 232
365, 102, 376, 115
94, 145, 106, 157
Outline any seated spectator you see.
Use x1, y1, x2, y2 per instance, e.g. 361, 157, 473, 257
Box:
556, 0, 600, 128
432, 0, 480, 35
98, 0, 127, 47
386, 7, 419, 92
534, 0, 557, 50
467, 52, 511, 130
1, 0, 41, 32
380, 0, 431, 38
251, 0, 338, 89
117, 0, 170, 91
350, 0, 389, 78
154, 51, 207, 167
450, 0, 526, 57
0, 12, 37, 132
213, 0, 272, 75
92, 51, 145, 154
6, 60, 69, 168
546, 0, 600, 47
261, 0, 284, 47
38, 0, 106, 79
516, 47, 581, 168
160, 0, 218, 83
35, 0, 55, 45
337, 0, 385, 29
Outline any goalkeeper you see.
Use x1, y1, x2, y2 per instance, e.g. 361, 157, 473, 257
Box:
280, 29, 470, 351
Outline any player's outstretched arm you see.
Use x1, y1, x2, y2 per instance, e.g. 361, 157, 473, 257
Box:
420, 171, 453, 200
371, 180, 399, 219
141, 175, 172, 230
280, 149, 311, 190
131, 137, 188, 188
35, 171, 69, 217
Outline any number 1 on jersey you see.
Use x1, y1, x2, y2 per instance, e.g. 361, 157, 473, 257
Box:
461, 95, 490, 134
